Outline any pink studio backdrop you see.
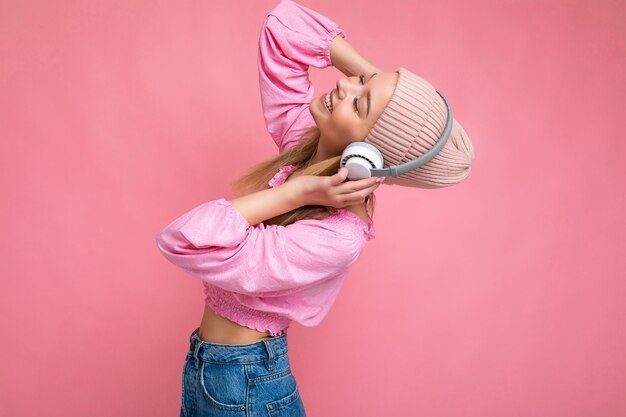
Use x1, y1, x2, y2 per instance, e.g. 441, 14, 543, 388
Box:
1, 0, 625, 416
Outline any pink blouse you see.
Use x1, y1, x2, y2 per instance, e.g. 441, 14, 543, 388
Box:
155, 0, 375, 336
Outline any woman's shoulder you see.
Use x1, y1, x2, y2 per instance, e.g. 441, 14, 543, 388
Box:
342, 202, 369, 225
333, 204, 375, 241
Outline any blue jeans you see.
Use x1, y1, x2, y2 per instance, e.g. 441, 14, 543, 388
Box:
180, 327, 306, 417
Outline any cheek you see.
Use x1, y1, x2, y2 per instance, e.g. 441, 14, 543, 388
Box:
334, 111, 371, 145
329, 107, 356, 131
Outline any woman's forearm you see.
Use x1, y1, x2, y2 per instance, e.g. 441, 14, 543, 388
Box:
228, 181, 303, 226
330, 35, 382, 77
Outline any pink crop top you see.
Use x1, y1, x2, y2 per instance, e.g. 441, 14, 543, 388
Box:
155, 0, 375, 336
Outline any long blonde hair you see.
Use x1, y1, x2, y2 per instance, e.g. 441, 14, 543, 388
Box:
229, 126, 376, 227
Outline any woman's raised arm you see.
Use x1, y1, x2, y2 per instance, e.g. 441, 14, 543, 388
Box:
330, 35, 382, 78
257, 0, 346, 153
228, 167, 380, 226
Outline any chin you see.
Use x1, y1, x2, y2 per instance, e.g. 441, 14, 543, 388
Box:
309, 100, 323, 126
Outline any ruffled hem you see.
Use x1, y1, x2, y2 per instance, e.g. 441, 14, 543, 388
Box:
268, 164, 299, 188
319, 26, 347, 67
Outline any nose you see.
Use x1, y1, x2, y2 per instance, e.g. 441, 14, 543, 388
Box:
336, 75, 361, 100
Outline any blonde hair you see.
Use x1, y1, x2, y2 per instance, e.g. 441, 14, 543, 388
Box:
229, 126, 376, 227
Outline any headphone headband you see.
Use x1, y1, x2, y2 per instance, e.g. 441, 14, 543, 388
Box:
370, 89, 452, 177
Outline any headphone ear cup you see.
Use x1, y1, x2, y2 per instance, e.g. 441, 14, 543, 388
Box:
340, 142, 384, 180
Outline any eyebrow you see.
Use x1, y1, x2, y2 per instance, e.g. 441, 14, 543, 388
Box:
366, 73, 377, 118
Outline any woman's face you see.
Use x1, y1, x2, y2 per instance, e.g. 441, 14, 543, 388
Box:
310, 71, 399, 157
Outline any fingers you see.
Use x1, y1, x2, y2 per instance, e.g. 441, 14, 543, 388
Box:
337, 174, 379, 193
364, 181, 382, 196
345, 180, 381, 205
332, 167, 349, 184
332, 169, 383, 204
334, 167, 378, 184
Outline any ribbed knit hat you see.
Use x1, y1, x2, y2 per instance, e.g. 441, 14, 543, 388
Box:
364, 67, 475, 188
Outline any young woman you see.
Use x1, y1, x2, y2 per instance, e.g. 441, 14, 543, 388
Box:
156, 1, 474, 416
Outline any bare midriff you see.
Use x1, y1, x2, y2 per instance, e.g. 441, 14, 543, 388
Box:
198, 304, 275, 344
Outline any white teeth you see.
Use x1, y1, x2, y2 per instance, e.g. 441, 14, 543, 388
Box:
324, 92, 333, 113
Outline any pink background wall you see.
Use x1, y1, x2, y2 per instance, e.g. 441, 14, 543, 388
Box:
1, 0, 625, 415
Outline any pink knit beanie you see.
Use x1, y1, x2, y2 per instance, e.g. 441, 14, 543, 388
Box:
364, 67, 475, 188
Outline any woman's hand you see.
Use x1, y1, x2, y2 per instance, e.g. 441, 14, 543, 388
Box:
291, 167, 382, 208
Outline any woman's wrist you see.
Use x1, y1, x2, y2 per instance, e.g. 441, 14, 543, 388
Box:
228, 183, 304, 226
280, 179, 307, 208
330, 35, 382, 77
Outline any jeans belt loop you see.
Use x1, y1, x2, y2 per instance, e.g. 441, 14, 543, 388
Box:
192, 339, 202, 370
263, 339, 275, 372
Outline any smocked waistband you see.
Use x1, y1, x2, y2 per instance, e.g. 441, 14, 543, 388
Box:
203, 284, 291, 337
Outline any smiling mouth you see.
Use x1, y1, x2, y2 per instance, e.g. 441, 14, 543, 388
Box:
324, 90, 333, 113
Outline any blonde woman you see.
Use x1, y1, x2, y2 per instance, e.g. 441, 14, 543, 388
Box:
156, 1, 474, 416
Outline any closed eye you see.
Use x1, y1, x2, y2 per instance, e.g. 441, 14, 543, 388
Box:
354, 74, 365, 114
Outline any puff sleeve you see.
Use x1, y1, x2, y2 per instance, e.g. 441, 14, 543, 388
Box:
258, 0, 347, 153
155, 198, 364, 297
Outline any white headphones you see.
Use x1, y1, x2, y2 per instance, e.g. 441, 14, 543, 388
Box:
340, 90, 453, 180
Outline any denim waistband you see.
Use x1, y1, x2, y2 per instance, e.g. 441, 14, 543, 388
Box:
188, 326, 288, 365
